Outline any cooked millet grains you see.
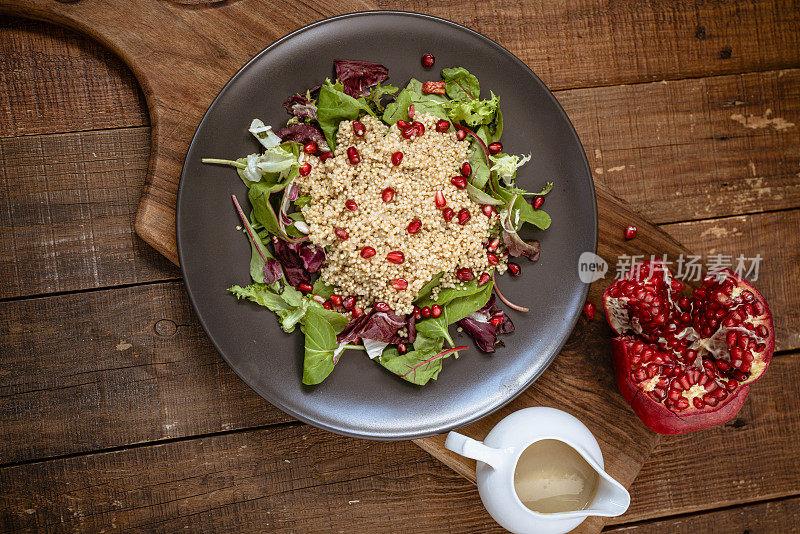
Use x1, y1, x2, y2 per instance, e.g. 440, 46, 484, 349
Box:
295, 113, 503, 315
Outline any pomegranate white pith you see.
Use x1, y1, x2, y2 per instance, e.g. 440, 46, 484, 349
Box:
603, 260, 774, 434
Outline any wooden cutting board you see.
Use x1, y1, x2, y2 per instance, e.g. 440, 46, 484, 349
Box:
1, 1, 695, 531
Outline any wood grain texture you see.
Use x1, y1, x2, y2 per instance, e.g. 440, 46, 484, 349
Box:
0, 353, 797, 532
0, 281, 292, 464
0, 424, 499, 533
607, 496, 800, 533
379, 0, 800, 90
0, 17, 147, 137
0, 127, 178, 299
559, 68, 800, 224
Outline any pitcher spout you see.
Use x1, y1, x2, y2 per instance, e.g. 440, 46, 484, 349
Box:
583, 466, 631, 517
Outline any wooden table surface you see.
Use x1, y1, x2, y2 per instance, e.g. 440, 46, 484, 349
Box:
1, 3, 799, 532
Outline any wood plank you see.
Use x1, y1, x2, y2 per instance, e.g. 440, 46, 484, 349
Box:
661, 210, 800, 352
0, 424, 500, 533
609, 352, 800, 524
0, 281, 292, 464
607, 496, 800, 533
0, 17, 148, 137
1, 353, 798, 532
379, 0, 800, 91
0, 127, 178, 299
559, 68, 800, 224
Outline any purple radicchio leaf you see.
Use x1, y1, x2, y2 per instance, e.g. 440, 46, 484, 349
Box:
262, 259, 283, 285
337, 309, 406, 344
404, 312, 417, 344
283, 85, 320, 121
275, 123, 330, 153
272, 237, 310, 288
457, 295, 515, 353
334, 59, 389, 98
502, 230, 541, 262
290, 242, 325, 274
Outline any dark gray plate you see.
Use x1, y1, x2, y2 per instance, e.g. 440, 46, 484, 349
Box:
176, 11, 596, 440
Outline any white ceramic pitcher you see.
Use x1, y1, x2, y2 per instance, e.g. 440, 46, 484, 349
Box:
445, 407, 630, 534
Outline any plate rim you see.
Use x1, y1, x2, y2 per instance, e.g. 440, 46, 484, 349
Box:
176, 10, 598, 440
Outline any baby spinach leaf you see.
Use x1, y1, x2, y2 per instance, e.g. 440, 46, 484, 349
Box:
378, 341, 463, 385
414, 273, 442, 303
312, 278, 336, 300
467, 182, 503, 206
317, 79, 376, 149
468, 141, 491, 189
514, 196, 551, 230
309, 302, 349, 334
383, 89, 412, 125
302, 305, 339, 385
415, 316, 451, 343
441, 67, 480, 100
416, 279, 484, 309
384, 79, 449, 123
294, 195, 311, 208
443, 281, 493, 324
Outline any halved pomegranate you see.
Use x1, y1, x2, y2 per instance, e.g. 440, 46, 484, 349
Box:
603, 260, 774, 434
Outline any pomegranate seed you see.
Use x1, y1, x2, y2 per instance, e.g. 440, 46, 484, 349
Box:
345, 199, 358, 211
421, 306, 432, 318
334, 227, 349, 240
412, 121, 425, 136
329, 294, 342, 306
461, 162, 472, 177
303, 141, 317, 154
482, 204, 496, 217
352, 121, 365, 136
676, 397, 690, 410
374, 302, 391, 312
347, 146, 360, 165
756, 324, 769, 337
408, 104, 415, 118
584, 302, 596, 320
726, 379, 739, 391
319, 151, 333, 161
488, 142, 503, 155
478, 272, 491, 286
456, 129, 467, 141
456, 267, 475, 281
421, 53, 435, 69
323, 301, 332, 310
342, 296, 355, 310
407, 219, 422, 234
391, 151, 403, 166
298, 283, 313, 293
386, 251, 405, 264
624, 226, 638, 240
299, 162, 312, 176
397, 119, 410, 130
360, 246, 376, 259
431, 305, 442, 318
442, 208, 455, 222
351, 306, 363, 318
693, 397, 705, 409
435, 190, 446, 208
382, 188, 395, 202
451, 176, 467, 189
490, 316, 504, 327
532, 195, 545, 210
413, 306, 422, 320
392, 278, 408, 290
435, 119, 450, 132
487, 237, 500, 252
508, 262, 521, 276
457, 208, 471, 225
398, 343, 408, 354
487, 252, 499, 265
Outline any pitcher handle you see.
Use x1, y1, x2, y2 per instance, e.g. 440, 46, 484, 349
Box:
445, 432, 506, 470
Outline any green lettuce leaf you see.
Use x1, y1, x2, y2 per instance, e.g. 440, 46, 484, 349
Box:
302, 305, 339, 385
317, 79, 376, 149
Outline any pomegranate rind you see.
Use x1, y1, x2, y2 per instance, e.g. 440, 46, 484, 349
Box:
603, 261, 774, 435
612, 337, 749, 434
